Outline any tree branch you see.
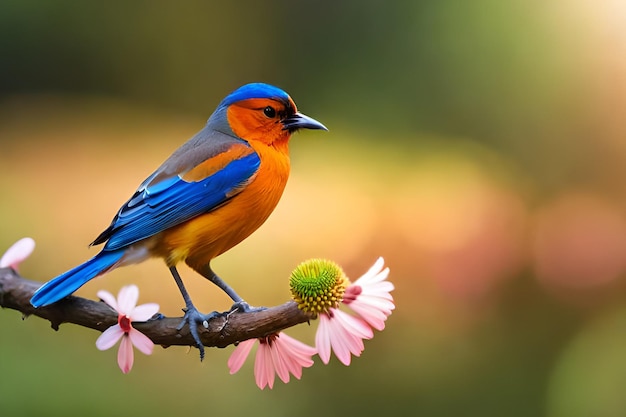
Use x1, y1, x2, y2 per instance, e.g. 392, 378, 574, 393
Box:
0, 267, 310, 350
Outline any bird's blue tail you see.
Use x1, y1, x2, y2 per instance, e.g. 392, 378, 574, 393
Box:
30, 250, 125, 307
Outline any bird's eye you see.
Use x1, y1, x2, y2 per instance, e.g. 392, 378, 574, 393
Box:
263, 106, 276, 118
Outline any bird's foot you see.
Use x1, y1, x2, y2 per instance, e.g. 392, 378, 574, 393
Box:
220, 301, 267, 329
177, 305, 221, 361
228, 300, 267, 315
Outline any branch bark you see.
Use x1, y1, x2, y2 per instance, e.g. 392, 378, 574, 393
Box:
0, 267, 310, 351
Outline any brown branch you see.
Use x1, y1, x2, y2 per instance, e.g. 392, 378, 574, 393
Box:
0, 266, 310, 351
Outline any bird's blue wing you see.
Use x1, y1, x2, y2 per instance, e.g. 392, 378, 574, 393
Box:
94, 130, 260, 251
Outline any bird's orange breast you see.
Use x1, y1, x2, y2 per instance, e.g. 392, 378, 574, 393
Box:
149, 140, 291, 270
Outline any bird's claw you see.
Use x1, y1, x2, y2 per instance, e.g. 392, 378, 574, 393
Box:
176, 301, 264, 361
228, 300, 266, 314
215, 301, 267, 331
178, 305, 220, 361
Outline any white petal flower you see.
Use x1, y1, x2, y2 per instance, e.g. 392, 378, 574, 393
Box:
95, 285, 159, 374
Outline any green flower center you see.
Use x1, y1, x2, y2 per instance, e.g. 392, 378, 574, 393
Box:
289, 259, 349, 317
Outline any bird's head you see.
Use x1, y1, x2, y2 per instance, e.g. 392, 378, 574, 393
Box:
208, 83, 327, 147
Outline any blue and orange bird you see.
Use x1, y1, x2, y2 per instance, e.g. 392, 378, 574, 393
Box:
31, 83, 327, 357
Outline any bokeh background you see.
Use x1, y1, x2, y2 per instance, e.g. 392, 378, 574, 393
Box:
2, 1, 626, 416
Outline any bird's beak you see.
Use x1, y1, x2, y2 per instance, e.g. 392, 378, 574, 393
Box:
282, 112, 328, 132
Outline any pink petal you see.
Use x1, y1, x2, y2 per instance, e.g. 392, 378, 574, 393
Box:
0, 237, 35, 269
334, 308, 373, 340
97, 290, 118, 311
130, 303, 160, 322
269, 340, 291, 384
117, 335, 134, 374
253, 343, 267, 389
360, 282, 395, 299
353, 257, 386, 285
347, 301, 389, 331
277, 333, 317, 362
315, 314, 333, 364
116, 285, 139, 315
351, 259, 393, 292
344, 258, 395, 330
128, 328, 154, 355
228, 339, 257, 374
316, 309, 372, 366
346, 290, 395, 331
95, 324, 124, 351
254, 342, 275, 390
273, 334, 315, 380
261, 343, 276, 389
326, 318, 359, 366
357, 292, 395, 313
276, 348, 302, 379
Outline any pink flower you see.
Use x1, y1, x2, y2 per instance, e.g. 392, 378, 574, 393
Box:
228, 332, 317, 390
315, 308, 373, 365
343, 257, 395, 330
312, 257, 394, 365
0, 237, 35, 270
289, 256, 395, 367
95, 285, 159, 374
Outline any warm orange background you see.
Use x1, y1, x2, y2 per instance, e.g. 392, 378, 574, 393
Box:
2, 2, 626, 417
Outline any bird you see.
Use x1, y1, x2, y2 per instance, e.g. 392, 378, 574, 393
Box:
30, 82, 327, 358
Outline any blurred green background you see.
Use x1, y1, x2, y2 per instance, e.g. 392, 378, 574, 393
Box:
2, 1, 626, 416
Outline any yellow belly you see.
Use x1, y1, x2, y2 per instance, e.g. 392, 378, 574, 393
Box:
150, 142, 290, 271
